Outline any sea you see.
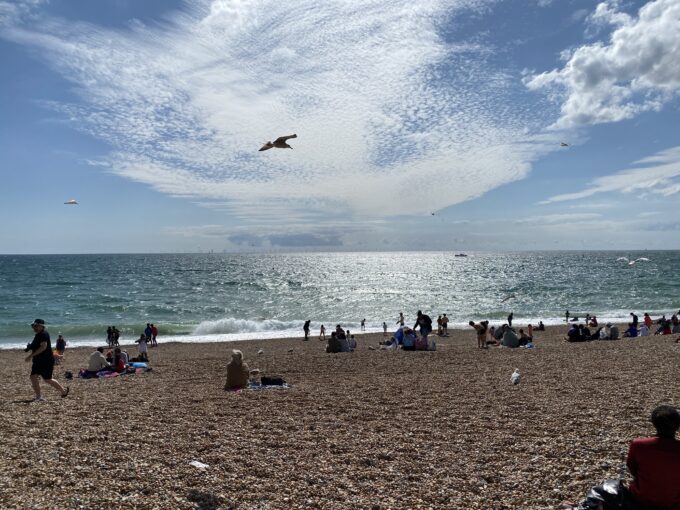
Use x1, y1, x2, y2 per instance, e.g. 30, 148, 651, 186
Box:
1, 251, 678, 349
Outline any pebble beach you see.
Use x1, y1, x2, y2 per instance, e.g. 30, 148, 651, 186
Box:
1, 325, 679, 509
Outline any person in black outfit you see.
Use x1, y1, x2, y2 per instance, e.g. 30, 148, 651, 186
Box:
25, 319, 69, 401
413, 310, 433, 342
303, 320, 311, 341
507, 312, 513, 327
630, 312, 638, 327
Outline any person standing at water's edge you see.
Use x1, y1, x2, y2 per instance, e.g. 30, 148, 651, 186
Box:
507, 312, 513, 328
303, 320, 311, 341
151, 323, 158, 346
25, 319, 69, 401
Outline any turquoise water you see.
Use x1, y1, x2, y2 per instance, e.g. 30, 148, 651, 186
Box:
1, 252, 678, 348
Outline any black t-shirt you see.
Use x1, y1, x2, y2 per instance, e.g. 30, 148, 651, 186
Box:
29, 330, 53, 366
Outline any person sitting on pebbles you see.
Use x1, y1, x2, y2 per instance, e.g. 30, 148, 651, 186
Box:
224, 349, 250, 390
566, 404, 680, 510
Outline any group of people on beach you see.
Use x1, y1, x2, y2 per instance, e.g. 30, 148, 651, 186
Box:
468, 317, 545, 349
565, 311, 680, 343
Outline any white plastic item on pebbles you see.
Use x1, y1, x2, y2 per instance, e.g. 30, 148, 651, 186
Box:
189, 460, 209, 469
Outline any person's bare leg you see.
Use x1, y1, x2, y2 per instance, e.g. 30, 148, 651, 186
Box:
30, 374, 42, 398
44, 378, 67, 396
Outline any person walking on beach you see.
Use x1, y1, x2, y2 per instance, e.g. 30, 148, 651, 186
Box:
630, 312, 638, 328
565, 310, 570, 323
112, 326, 120, 347
507, 312, 513, 328
25, 319, 69, 401
396, 312, 404, 327
319, 324, 326, 341
303, 320, 311, 341
361, 319, 366, 331
106, 326, 113, 346
382, 322, 387, 336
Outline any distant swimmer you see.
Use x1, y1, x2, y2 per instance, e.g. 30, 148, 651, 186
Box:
259, 134, 297, 151
617, 257, 650, 266
64, 199, 78, 205
560, 142, 569, 147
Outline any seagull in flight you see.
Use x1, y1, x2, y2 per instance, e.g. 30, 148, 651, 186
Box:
560, 142, 570, 147
64, 199, 78, 205
617, 257, 650, 266
501, 293, 517, 303
259, 134, 297, 151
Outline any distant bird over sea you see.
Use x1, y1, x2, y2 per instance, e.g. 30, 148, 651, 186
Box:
501, 294, 517, 303
64, 199, 78, 205
560, 142, 569, 147
259, 134, 297, 151
617, 257, 650, 266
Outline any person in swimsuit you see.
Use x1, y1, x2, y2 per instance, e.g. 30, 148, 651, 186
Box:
469, 320, 488, 349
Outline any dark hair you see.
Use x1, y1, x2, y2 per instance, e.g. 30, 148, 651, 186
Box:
469, 321, 474, 326
651, 405, 680, 438
97, 347, 104, 353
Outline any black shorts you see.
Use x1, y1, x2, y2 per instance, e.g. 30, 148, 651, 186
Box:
31, 362, 54, 380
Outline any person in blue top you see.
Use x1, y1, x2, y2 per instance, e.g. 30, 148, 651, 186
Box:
623, 323, 639, 338
25, 319, 69, 401
144, 323, 152, 342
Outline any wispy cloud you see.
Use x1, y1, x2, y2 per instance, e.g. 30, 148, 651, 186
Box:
525, 0, 680, 127
0, 0, 556, 223
541, 145, 680, 204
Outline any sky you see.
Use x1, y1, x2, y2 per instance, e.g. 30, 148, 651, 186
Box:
1, 0, 679, 253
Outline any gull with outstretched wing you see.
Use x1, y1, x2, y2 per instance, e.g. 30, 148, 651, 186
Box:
259, 134, 297, 151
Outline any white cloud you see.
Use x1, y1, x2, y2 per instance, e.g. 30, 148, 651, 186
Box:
0, 0, 555, 223
541, 145, 680, 204
525, 0, 680, 127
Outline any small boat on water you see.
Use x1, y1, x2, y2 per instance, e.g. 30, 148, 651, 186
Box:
454, 253, 468, 257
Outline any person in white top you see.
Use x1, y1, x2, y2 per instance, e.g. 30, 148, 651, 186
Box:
639, 324, 650, 337
87, 347, 111, 375
135, 334, 149, 362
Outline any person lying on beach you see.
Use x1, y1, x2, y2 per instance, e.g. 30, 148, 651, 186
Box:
469, 321, 488, 349
566, 405, 680, 510
224, 349, 250, 390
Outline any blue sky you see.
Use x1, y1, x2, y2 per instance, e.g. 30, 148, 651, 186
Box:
1, 0, 679, 253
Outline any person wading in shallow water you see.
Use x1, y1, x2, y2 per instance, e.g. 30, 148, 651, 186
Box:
25, 319, 69, 401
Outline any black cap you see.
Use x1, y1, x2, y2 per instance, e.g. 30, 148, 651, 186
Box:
31, 319, 46, 327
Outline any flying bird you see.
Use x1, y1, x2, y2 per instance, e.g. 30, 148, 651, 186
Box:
64, 199, 78, 205
617, 257, 650, 266
511, 368, 521, 385
501, 294, 517, 303
259, 134, 297, 151
560, 142, 570, 147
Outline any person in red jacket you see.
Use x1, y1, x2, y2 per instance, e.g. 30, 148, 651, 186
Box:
568, 405, 680, 510
626, 405, 680, 509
